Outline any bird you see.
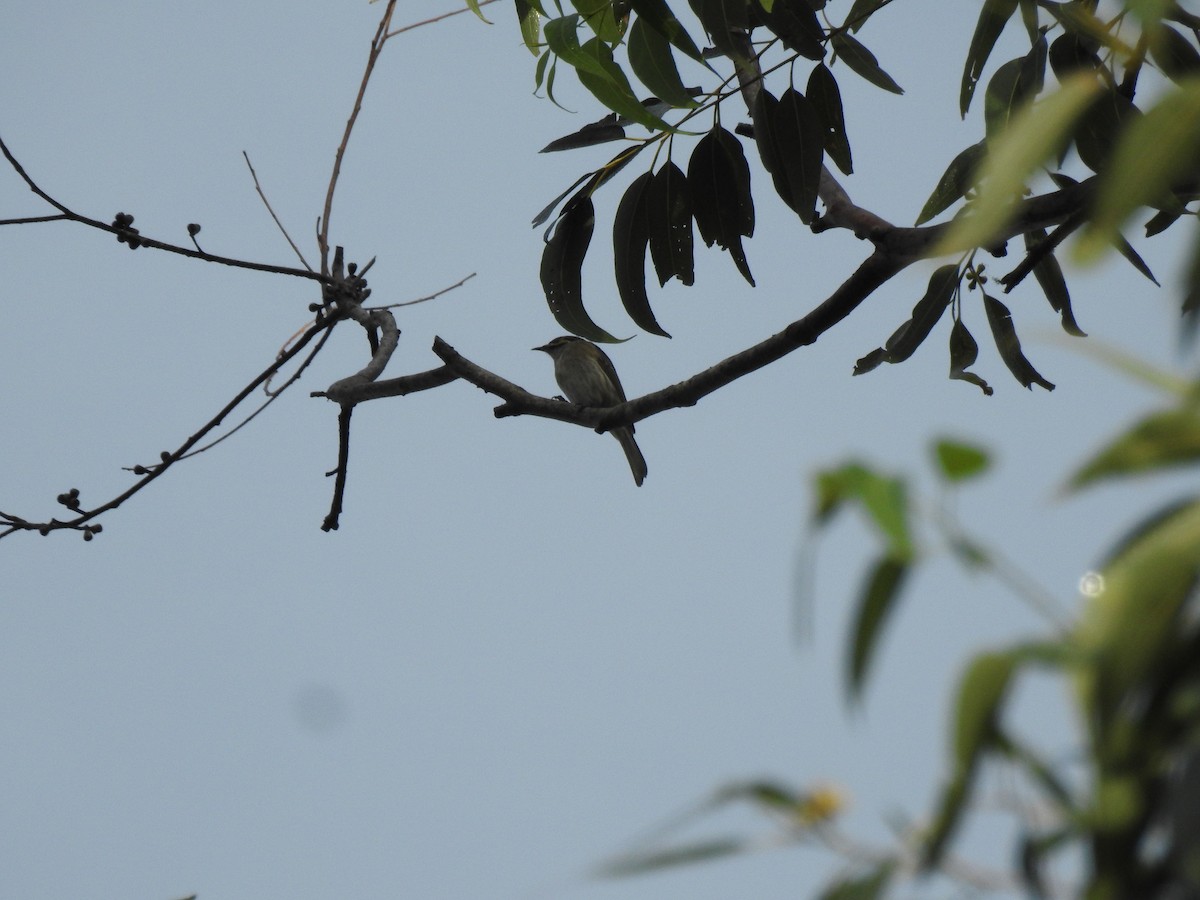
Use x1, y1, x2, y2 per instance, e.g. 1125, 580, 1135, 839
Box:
533, 335, 648, 486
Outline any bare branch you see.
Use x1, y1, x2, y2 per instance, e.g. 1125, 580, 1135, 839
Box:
318, 0, 398, 274
0, 135, 325, 283
243, 150, 314, 271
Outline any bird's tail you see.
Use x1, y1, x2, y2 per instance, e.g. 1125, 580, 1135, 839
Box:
613, 427, 648, 487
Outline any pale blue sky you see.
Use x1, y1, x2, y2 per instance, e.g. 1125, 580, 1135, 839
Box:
1, 3, 1191, 899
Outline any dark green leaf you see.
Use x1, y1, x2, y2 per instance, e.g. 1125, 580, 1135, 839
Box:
1024, 228, 1086, 336
1049, 30, 1102, 81
1066, 406, 1200, 491
846, 554, 909, 702
852, 346, 887, 375
816, 861, 896, 900
614, 171, 671, 336
1018, 0, 1039, 43
771, 88, 825, 223
541, 196, 621, 341
1145, 207, 1183, 237
1150, 24, 1200, 82
687, 125, 755, 285
961, 0, 1020, 117
807, 64, 852, 174
916, 141, 986, 225
933, 438, 991, 482
596, 838, 748, 877
982, 292, 1054, 390
949, 318, 994, 396
628, 17, 700, 108
1074, 87, 1141, 173
628, 0, 706, 61
922, 771, 971, 869
761, 0, 826, 60
880, 264, 959, 363
751, 88, 789, 200
983, 46, 1046, 140
575, 37, 675, 131
540, 113, 626, 152
648, 161, 695, 286
830, 31, 903, 94
845, 0, 890, 33
689, 0, 751, 58
1112, 232, 1160, 285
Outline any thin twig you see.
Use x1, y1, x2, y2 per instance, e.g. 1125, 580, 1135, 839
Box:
243, 150, 313, 271
318, 0, 398, 275
0, 134, 324, 283
377, 271, 476, 309
385, 0, 501, 38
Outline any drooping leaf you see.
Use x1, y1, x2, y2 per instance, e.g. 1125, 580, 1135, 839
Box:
648, 161, 695, 286
916, 141, 987, 225
933, 438, 991, 482
575, 37, 676, 131
1024, 228, 1086, 335
961, 0, 1020, 117
983, 40, 1048, 140
982, 292, 1055, 391
771, 87, 825, 223
540, 113, 627, 152
1112, 232, 1161, 285
761, 0, 826, 60
807, 64, 853, 174
465, 0, 495, 23
922, 771, 971, 870
949, 318, 994, 396
613, 171, 671, 336
1145, 206, 1183, 237
830, 31, 903, 94
689, 0, 752, 58
688, 125, 756, 284
1049, 30, 1103, 81
934, 72, 1102, 256
880, 265, 959, 363
516, 0, 542, 54
846, 554, 909, 702
628, 0, 706, 62
1074, 85, 1142, 174
1066, 406, 1200, 491
1076, 77, 1200, 261
1149, 24, 1200, 82
751, 88, 792, 205
541, 196, 621, 341
532, 145, 641, 227
628, 16, 701, 108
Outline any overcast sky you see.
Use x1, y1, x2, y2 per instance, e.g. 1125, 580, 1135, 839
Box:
1, 3, 1193, 899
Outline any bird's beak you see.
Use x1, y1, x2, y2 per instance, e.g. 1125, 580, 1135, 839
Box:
532, 344, 549, 353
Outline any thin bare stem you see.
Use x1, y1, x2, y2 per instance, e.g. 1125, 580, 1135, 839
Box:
377, 271, 476, 309
318, 0, 398, 275
243, 151, 313, 271
385, 0, 501, 38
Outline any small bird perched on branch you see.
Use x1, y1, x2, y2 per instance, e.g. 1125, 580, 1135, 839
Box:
534, 335, 647, 487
